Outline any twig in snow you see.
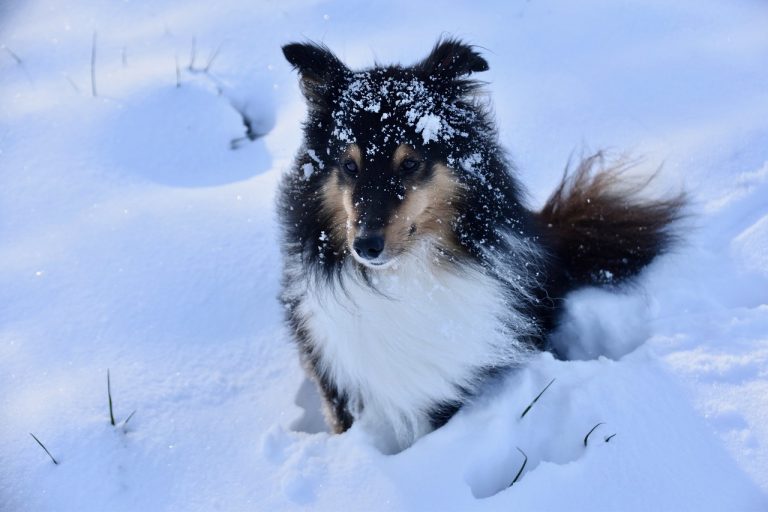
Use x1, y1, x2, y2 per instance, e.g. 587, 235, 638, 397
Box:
508, 447, 527, 487
203, 41, 223, 73
90, 31, 98, 97
107, 369, 116, 426
30, 433, 58, 465
230, 103, 263, 149
604, 433, 617, 443
3, 45, 33, 82
583, 422, 605, 447
122, 410, 137, 427
520, 378, 555, 419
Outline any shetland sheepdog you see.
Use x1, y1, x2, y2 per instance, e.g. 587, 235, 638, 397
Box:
278, 38, 684, 451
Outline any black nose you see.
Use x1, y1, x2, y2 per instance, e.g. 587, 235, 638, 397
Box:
353, 235, 385, 260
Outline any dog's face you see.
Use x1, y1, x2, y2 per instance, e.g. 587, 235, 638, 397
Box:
283, 39, 489, 268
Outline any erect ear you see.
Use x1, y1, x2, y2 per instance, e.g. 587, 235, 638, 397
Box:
282, 42, 350, 109
416, 38, 489, 80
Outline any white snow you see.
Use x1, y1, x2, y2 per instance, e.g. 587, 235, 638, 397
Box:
415, 113, 442, 144
306, 149, 325, 169
1, 1, 768, 511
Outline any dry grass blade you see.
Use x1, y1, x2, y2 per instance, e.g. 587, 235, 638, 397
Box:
520, 378, 555, 419
583, 422, 605, 447
203, 42, 223, 72
107, 369, 116, 426
123, 409, 137, 427
508, 447, 528, 487
30, 433, 58, 465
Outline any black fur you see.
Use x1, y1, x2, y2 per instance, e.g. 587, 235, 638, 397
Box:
278, 38, 685, 440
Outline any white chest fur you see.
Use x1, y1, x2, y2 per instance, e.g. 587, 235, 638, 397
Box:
296, 251, 534, 451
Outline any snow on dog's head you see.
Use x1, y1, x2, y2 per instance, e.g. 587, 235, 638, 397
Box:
282, 38, 494, 268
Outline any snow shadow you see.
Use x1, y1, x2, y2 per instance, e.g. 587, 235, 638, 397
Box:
549, 287, 652, 361
290, 378, 330, 434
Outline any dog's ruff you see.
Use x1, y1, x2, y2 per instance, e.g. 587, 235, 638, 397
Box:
287, 241, 536, 449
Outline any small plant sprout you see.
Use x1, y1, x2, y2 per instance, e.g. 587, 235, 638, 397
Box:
120, 410, 137, 430
520, 378, 555, 419
185, 37, 225, 75
30, 433, 58, 465
605, 433, 617, 443
583, 422, 605, 447
508, 447, 528, 487
203, 41, 223, 73
107, 370, 135, 430
107, 369, 116, 426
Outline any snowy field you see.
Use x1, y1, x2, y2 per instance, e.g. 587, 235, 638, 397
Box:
2, 0, 768, 510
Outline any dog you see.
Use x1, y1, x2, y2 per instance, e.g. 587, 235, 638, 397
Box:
278, 38, 684, 451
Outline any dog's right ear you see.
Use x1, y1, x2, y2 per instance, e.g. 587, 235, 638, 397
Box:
282, 42, 350, 109
416, 38, 489, 80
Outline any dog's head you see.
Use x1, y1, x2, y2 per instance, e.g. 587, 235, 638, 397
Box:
283, 39, 490, 268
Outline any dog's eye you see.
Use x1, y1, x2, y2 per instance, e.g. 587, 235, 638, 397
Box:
401, 159, 420, 172
342, 160, 358, 175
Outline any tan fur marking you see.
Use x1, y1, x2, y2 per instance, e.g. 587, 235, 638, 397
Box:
321, 173, 353, 250
320, 143, 361, 250
384, 163, 465, 256
392, 144, 420, 169
342, 144, 362, 169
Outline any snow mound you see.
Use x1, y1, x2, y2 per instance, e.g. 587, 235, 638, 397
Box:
103, 82, 272, 187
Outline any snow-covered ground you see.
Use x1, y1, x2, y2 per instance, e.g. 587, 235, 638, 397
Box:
2, 1, 768, 510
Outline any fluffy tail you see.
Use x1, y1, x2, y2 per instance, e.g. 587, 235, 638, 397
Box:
538, 152, 686, 291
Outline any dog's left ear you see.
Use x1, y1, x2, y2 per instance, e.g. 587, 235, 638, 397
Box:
282, 41, 350, 109
416, 38, 489, 80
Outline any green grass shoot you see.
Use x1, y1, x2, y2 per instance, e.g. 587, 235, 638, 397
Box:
583, 422, 605, 447
520, 378, 555, 419
30, 433, 58, 465
508, 447, 528, 487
